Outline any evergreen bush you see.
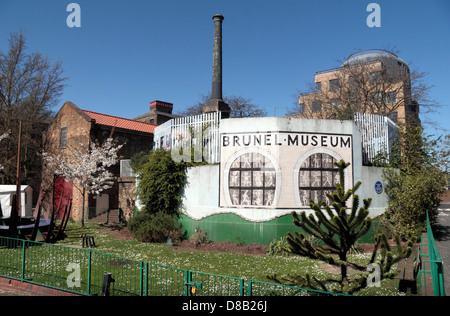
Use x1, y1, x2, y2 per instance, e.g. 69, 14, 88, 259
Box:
383, 125, 448, 238
134, 148, 187, 216
128, 211, 185, 243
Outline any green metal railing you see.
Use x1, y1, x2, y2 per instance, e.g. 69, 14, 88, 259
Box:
418, 211, 446, 296
0, 236, 346, 296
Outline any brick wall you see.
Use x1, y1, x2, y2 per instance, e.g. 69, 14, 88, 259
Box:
42, 101, 153, 222
117, 177, 137, 221
42, 101, 93, 222
0, 276, 82, 296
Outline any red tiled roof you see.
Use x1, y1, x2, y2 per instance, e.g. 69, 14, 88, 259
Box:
83, 110, 156, 134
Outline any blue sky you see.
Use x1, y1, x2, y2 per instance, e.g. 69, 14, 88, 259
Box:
0, 0, 449, 135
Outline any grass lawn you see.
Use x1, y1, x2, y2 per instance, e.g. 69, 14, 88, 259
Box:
57, 221, 407, 296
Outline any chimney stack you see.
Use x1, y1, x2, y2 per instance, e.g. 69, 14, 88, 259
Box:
203, 14, 230, 118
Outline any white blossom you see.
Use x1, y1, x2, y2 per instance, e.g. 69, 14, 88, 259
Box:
44, 138, 123, 194
43, 137, 123, 224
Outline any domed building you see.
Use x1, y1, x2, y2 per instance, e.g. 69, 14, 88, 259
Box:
342, 49, 408, 68
292, 49, 420, 125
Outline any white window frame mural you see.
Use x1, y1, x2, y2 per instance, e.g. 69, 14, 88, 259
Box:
293, 148, 350, 207
223, 147, 281, 208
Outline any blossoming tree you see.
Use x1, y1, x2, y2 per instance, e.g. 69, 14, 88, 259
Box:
43, 137, 123, 226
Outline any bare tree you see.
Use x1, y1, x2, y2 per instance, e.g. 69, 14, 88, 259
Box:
0, 31, 67, 188
178, 93, 267, 118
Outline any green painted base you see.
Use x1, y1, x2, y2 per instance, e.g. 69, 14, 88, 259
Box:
179, 213, 380, 245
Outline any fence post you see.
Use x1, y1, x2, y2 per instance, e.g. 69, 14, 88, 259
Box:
144, 262, 148, 296
87, 249, 92, 296
21, 240, 26, 282
247, 279, 252, 296
239, 278, 245, 296
184, 270, 191, 296
139, 261, 144, 296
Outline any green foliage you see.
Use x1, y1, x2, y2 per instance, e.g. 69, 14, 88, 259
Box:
189, 228, 211, 246
267, 237, 293, 256
130, 150, 151, 174
128, 211, 185, 243
129, 148, 192, 243
273, 160, 413, 295
383, 125, 448, 238
135, 148, 187, 216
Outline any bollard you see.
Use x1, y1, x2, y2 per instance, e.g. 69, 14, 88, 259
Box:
101, 272, 115, 296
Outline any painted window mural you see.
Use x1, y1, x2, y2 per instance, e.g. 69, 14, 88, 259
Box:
220, 132, 352, 210
298, 153, 339, 205
228, 152, 276, 206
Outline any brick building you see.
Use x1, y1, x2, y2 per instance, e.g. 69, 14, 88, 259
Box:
133, 100, 181, 125
42, 101, 156, 222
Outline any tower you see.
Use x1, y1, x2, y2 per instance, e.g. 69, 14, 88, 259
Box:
203, 14, 231, 118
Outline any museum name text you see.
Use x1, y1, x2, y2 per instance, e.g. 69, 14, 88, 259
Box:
222, 133, 352, 148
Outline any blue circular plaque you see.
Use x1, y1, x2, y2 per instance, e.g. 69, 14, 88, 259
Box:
374, 181, 383, 194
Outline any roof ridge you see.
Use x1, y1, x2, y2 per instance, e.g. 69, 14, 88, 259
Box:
82, 109, 157, 127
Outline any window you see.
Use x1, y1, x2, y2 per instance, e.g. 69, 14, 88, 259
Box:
330, 99, 341, 109
315, 82, 322, 91
370, 92, 383, 104
329, 79, 340, 91
228, 152, 276, 206
59, 127, 68, 148
386, 91, 397, 104
388, 112, 398, 123
150, 119, 155, 124
369, 71, 381, 84
298, 153, 339, 205
348, 76, 359, 91
312, 101, 322, 113
298, 103, 305, 114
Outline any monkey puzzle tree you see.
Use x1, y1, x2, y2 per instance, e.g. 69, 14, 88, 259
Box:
270, 160, 414, 294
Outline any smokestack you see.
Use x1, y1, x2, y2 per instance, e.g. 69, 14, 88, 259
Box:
211, 14, 224, 100
203, 14, 230, 118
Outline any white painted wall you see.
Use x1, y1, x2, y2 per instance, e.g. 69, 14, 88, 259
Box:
181, 117, 389, 222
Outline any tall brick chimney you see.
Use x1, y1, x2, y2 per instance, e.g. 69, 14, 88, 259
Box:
203, 14, 231, 118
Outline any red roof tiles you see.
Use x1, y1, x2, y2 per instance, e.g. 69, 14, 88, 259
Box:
83, 110, 156, 134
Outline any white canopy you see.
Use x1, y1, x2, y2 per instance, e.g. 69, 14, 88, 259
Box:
0, 185, 33, 217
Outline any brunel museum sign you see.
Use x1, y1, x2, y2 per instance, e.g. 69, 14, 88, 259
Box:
220, 132, 353, 210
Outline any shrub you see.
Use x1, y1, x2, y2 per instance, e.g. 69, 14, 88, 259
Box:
135, 148, 187, 216
383, 125, 448, 238
384, 167, 445, 238
128, 211, 185, 243
189, 228, 211, 246
267, 237, 291, 256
